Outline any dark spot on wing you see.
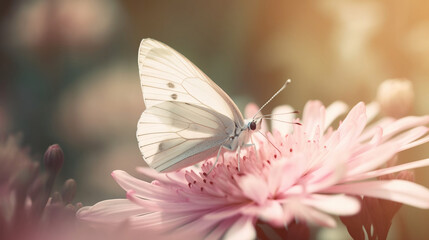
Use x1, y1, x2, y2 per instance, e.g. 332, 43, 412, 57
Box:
167, 82, 175, 88
171, 93, 178, 100
158, 143, 164, 151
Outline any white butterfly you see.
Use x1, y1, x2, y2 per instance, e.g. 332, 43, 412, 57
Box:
137, 39, 289, 172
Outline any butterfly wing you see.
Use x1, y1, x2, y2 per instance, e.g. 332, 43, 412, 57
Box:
137, 38, 246, 171
137, 101, 233, 172
138, 38, 244, 123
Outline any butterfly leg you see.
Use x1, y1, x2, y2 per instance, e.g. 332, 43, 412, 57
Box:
207, 145, 227, 174
249, 135, 258, 160
236, 145, 241, 171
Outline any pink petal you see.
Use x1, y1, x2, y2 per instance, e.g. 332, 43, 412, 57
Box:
127, 212, 163, 229
304, 194, 360, 215
268, 160, 299, 195
346, 142, 400, 177
136, 167, 170, 182
400, 135, 429, 151
302, 100, 326, 138
205, 218, 236, 240
336, 102, 367, 145
77, 199, 148, 223
324, 101, 348, 132
283, 199, 337, 227
345, 158, 429, 182
324, 180, 429, 208
223, 216, 256, 240
202, 204, 246, 220
164, 216, 221, 240
368, 126, 383, 145
381, 116, 429, 141
271, 105, 295, 135
237, 174, 269, 205
126, 190, 165, 211
359, 118, 394, 143
365, 101, 380, 123
286, 156, 346, 194
129, 211, 203, 232
389, 126, 428, 148
305, 151, 348, 192
244, 103, 259, 119
112, 170, 181, 201
257, 201, 284, 226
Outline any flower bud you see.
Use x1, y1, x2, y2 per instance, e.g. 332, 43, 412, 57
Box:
376, 79, 414, 118
44, 144, 64, 175
61, 179, 77, 204
51, 191, 63, 204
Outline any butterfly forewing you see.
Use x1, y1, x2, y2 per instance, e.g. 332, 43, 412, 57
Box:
138, 38, 244, 122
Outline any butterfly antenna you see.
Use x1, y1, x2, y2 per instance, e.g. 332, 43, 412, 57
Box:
262, 110, 299, 117
252, 79, 292, 119
257, 131, 281, 153
263, 118, 302, 126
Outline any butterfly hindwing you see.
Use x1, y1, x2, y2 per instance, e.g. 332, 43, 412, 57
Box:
137, 101, 234, 172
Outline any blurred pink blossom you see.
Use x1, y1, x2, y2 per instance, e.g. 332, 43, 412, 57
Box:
8, 0, 118, 54
78, 100, 429, 239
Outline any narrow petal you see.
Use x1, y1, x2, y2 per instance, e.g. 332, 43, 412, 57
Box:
381, 116, 429, 141
136, 167, 170, 182
244, 103, 259, 119
336, 102, 367, 144
324, 180, 429, 209
359, 118, 394, 143
389, 126, 428, 149
257, 201, 284, 226
365, 101, 380, 123
268, 160, 297, 195
223, 217, 256, 240
237, 174, 269, 205
399, 135, 429, 151
303, 100, 325, 138
112, 170, 180, 201
126, 190, 163, 211
284, 200, 337, 227
205, 218, 236, 240
345, 158, 429, 182
346, 142, 400, 176
324, 101, 348, 132
304, 194, 360, 216
271, 105, 295, 135
77, 199, 148, 223
305, 150, 348, 192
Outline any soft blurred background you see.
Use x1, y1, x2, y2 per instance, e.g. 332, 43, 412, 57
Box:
1, 0, 429, 239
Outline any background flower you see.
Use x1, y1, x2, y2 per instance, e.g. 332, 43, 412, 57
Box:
0, 138, 80, 240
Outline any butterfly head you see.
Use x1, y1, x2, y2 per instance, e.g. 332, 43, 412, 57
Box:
247, 118, 262, 132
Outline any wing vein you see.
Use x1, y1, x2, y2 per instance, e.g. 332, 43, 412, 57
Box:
139, 137, 184, 148
153, 104, 220, 131
170, 101, 227, 130
141, 84, 186, 94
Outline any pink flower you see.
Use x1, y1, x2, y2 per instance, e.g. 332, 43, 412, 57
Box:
77, 100, 429, 239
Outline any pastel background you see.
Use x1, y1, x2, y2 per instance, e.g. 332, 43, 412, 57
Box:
1, 1, 428, 239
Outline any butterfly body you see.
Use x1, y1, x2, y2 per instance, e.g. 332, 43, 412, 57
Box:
137, 38, 261, 172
